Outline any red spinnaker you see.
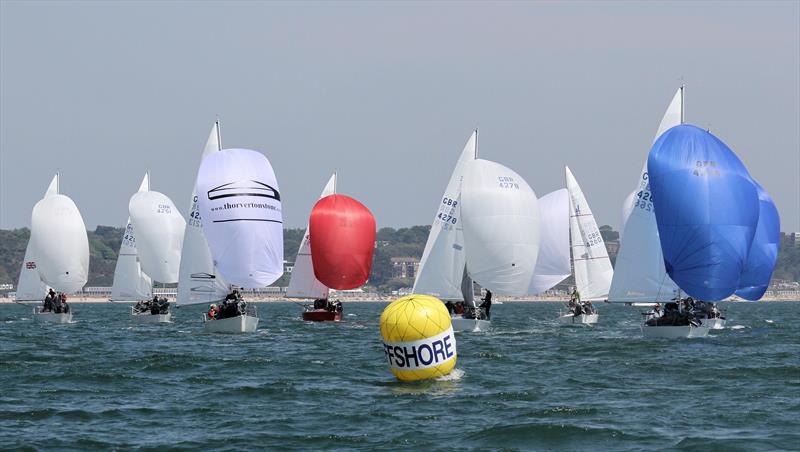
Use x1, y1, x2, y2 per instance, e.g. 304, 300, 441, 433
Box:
309, 194, 376, 290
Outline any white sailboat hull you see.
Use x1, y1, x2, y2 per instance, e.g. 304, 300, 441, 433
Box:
131, 307, 172, 323
33, 307, 72, 323
558, 313, 598, 325
451, 316, 490, 332
641, 324, 710, 339
203, 314, 258, 333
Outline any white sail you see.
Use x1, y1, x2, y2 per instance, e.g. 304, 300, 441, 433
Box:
461, 159, 540, 296
608, 88, 682, 302
528, 188, 571, 294
129, 188, 185, 284
286, 173, 336, 299
15, 240, 49, 301
413, 132, 476, 301
177, 122, 229, 306
111, 174, 153, 301
565, 167, 614, 301
196, 148, 283, 288
620, 189, 637, 236
30, 175, 89, 294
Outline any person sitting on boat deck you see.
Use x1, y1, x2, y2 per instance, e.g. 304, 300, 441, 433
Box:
570, 288, 581, 303
333, 299, 343, 313
480, 290, 492, 320
454, 301, 465, 315
42, 292, 54, 312
207, 304, 219, 320
652, 303, 662, 318
584, 300, 594, 315
313, 298, 326, 310
445, 300, 455, 315
58, 294, 70, 314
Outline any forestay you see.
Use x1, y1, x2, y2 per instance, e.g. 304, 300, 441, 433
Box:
608, 88, 682, 302
735, 182, 780, 301
286, 174, 336, 299
30, 175, 89, 294
413, 132, 475, 301
177, 122, 229, 306
196, 148, 284, 288
129, 190, 185, 283
565, 166, 613, 301
461, 159, 539, 296
527, 189, 570, 294
648, 124, 759, 300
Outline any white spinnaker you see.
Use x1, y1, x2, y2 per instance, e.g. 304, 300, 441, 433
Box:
413, 132, 476, 301
30, 178, 89, 294
608, 88, 681, 302
111, 173, 153, 301
129, 190, 185, 283
196, 148, 284, 288
15, 240, 50, 301
177, 122, 229, 306
566, 167, 614, 301
528, 188, 571, 294
461, 159, 540, 296
286, 173, 336, 299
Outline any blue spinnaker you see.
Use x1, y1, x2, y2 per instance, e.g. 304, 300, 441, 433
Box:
647, 124, 759, 301
735, 182, 780, 300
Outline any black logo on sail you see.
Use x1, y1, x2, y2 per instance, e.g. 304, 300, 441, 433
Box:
207, 180, 280, 201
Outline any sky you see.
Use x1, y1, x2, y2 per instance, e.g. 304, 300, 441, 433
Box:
1, 1, 798, 232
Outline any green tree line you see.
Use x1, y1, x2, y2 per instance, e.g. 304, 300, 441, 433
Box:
1, 226, 797, 292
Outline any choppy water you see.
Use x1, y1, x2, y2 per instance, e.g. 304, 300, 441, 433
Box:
1, 301, 798, 450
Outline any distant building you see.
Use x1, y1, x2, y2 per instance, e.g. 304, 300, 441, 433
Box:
792, 232, 800, 247
283, 260, 294, 274
391, 257, 419, 279
375, 240, 390, 248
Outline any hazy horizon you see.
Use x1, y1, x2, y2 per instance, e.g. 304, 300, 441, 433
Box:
2, 1, 798, 232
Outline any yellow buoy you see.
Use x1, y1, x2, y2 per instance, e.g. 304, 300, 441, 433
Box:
380, 294, 457, 381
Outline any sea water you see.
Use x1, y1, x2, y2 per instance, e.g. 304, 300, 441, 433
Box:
1, 301, 798, 450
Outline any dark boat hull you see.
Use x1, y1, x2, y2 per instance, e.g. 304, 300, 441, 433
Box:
302, 309, 342, 322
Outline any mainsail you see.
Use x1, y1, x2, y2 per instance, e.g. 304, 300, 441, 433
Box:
196, 148, 284, 288
177, 122, 229, 306
286, 174, 336, 299
608, 87, 683, 302
111, 173, 153, 301
565, 166, 614, 301
413, 132, 476, 302
527, 188, 570, 294
29, 174, 89, 294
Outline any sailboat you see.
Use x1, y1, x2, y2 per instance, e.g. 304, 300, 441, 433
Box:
195, 147, 284, 333
287, 173, 376, 321
176, 121, 230, 311
645, 123, 760, 338
414, 130, 540, 332
25, 174, 89, 323
121, 172, 185, 322
556, 166, 614, 325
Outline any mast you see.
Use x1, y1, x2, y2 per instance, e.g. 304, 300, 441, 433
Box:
56, 171, 60, 194
215, 118, 222, 151
474, 128, 478, 159
333, 170, 337, 194
680, 84, 685, 124
145, 170, 150, 191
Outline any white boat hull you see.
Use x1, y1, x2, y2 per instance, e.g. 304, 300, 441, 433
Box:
641, 324, 710, 339
451, 316, 490, 332
702, 317, 726, 330
558, 313, 598, 325
33, 308, 72, 323
131, 308, 172, 324
203, 314, 258, 333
